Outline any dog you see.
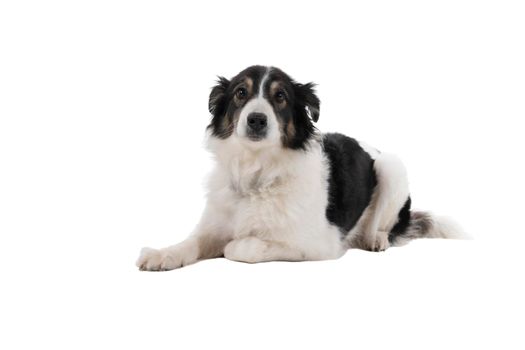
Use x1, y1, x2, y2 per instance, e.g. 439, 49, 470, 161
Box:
136, 65, 463, 271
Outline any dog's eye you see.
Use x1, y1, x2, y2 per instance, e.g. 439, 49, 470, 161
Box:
236, 87, 247, 100
274, 90, 286, 103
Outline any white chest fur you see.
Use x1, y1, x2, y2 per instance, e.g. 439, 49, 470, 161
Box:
205, 137, 344, 259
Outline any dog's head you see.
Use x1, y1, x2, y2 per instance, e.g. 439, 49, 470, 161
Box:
207, 66, 320, 150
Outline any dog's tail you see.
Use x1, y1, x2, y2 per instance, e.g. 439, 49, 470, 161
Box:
389, 211, 468, 247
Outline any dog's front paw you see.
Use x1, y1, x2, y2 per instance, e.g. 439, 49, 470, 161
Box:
136, 247, 183, 271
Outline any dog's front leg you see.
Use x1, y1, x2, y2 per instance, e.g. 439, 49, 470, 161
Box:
224, 236, 305, 263
136, 210, 231, 271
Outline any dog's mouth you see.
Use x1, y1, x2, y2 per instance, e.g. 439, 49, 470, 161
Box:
246, 130, 266, 141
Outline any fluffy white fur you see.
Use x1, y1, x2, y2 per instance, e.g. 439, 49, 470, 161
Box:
137, 135, 348, 270
136, 131, 424, 270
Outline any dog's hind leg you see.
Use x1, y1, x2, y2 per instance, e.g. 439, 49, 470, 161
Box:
349, 153, 410, 252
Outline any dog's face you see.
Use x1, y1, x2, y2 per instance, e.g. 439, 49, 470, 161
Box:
208, 66, 320, 150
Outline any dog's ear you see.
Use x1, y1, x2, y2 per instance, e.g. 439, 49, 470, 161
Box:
208, 76, 230, 118
294, 82, 320, 122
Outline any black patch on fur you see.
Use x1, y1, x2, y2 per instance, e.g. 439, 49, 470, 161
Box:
388, 197, 412, 243
322, 133, 377, 235
207, 65, 320, 150
288, 80, 319, 149
294, 82, 320, 122
208, 76, 231, 138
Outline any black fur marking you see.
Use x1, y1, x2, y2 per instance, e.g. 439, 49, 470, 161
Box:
288, 80, 319, 149
388, 197, 412, 243
322, 133, 377, 235
294, 82, 320, 122
208, 76, 232, 138
207, 65, 320, 150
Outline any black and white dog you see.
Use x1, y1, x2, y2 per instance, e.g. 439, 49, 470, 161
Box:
137, 65, 463, 271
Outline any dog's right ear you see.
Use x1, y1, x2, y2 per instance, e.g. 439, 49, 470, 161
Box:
208, 76, 230, 118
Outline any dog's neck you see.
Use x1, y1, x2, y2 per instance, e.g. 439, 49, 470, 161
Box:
207, 136, 321, 196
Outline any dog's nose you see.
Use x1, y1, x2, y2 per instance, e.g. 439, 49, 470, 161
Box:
247, 113, 267, 132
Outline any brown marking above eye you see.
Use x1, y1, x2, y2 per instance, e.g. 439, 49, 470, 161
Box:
233, 77, 253, 103
270, 81, 287, 106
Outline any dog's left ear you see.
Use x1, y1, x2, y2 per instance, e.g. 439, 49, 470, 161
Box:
294, 82, 320, 122
208, 76, 230, 118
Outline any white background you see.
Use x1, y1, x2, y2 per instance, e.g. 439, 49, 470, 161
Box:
1, 1, 524, 349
